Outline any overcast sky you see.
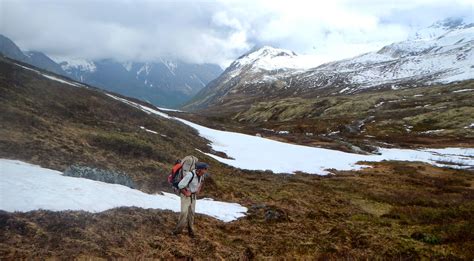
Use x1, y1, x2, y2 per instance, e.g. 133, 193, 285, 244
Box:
1, 0, 472, 68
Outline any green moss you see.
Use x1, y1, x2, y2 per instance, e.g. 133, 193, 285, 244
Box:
88, 132, 172, 162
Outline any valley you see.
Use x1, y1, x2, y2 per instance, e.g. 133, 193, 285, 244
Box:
1, 56, 473, 259
175, 80, 473, 154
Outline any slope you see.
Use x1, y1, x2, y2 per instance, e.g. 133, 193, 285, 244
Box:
0, 56, 209, 193
1, 56, 473, 259
184, 18, 473, 112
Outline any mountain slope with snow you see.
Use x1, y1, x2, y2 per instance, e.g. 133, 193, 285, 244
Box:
301, 22, 474, 91
109, 93, 474, 173
0, 34, 222, 108
185, 18, 474, 111
60, 58, 222, 108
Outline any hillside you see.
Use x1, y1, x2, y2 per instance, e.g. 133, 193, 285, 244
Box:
1, 57, 474, 259
0, 56, 210, 192
0, 35, 222, 108
176, 80, 474, 155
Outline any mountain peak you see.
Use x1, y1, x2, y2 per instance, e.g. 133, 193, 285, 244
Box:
228, 46, 300, 72
239, 46, 297, 60
431, 17, 472, 30
411, 17, 473, 40
60, 58, 97, 73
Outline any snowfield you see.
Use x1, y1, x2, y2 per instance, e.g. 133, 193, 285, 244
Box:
0, 159, 247, 222
179, 118, 474, 173
108, 94, 474, 174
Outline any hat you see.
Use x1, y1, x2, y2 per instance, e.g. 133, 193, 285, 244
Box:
195, 162, 209, 170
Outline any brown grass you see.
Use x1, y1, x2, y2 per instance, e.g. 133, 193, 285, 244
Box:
1, 57, 473, 259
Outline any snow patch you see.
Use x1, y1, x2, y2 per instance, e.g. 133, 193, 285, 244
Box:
122, 62, 133, 72
137, 63, 152, 76
14, 62, 85, 88
0, 159, 247, 222
160, 58, 177, 76
106, 94, 170, 119
232, 46, 324, 72
61, 59, 96, 73
453, 89, 474, 93
156, 107, 183, 112
41, 74, 84, 87
139, 126, 158, 134
374, 101, 385, 108
420, 129, 445, 134
110, 95, 474, 174
339, 87, 350, 93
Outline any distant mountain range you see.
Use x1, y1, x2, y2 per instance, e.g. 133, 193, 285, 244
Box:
0, 35, 222, 108
184, 17, 474, 111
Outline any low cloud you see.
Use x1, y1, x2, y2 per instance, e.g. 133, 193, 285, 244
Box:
1, 0, 471, 68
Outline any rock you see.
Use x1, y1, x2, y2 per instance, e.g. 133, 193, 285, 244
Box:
264, 207, 288, 222
64, 165, 135, 188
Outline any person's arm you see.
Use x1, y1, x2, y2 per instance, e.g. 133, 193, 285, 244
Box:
178, 172, 192, 189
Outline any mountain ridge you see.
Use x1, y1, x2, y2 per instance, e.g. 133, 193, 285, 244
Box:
0, 34, 222, 108
184, 18, 474, 111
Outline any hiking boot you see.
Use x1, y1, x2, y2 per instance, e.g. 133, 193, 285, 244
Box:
188, 230, 195, 238
172, 230, 181, 236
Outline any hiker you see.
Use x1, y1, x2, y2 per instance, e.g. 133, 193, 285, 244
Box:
172, 162, 209, 238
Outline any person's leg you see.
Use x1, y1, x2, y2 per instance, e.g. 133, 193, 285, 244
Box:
187, 194, 196, 236
174, 194, 191, 234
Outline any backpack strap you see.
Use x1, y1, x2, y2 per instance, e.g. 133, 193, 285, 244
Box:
186, 171, 195, 188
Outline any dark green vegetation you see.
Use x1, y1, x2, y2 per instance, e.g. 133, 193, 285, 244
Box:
0, 57, 473, 259
180, 80, 474, 153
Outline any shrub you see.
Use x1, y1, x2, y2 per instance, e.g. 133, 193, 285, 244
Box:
411, 232, 440, 244
89, 133, 154, 158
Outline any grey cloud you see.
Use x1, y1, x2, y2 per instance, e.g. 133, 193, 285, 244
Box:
0, 0, 471, 68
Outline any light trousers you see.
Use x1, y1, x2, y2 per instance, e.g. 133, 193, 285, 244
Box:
174, 193, 196, 233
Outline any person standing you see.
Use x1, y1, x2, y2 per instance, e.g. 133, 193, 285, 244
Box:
172, 162, 208, 238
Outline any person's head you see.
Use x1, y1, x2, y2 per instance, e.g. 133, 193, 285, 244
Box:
195, 162, 209, 176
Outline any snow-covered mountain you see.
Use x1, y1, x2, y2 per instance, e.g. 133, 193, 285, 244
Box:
185, 18, 474, 110
229, 46, 322, 72
183, 46, 308, 109
303, 18, 473, 92
0, 34, 222, 108
410, 17, 472, 40
60, 58, 222, 107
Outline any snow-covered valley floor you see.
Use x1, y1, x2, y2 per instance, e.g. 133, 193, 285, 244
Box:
107, 94, 474, 174
0, 159, 247, 222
